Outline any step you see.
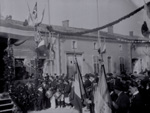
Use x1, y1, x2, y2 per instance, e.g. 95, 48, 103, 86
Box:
0, 98, 11, 105
0, 93, 9, 99
0, 102, 13, 107
0, 104, 14, 111
0, 97, 11, 101
0, 108, 14, 113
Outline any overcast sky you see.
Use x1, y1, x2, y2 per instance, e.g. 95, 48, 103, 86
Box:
0, 0, 149, 36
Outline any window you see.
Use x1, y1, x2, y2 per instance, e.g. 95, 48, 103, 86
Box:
72, 40, 77, 49
93, 55, 100, 74
107, 56, 111, 73
114, 62, 117, 73
119, 44, 122, 51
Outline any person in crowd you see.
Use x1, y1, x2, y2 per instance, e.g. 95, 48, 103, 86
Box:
59, 79, 65, 108
64, 80, 72, 108
139, 77, 150, 113
45, 87, 53, 108
37, 86, 44, 110
84, 74, 92, 97
54, 88, 62, 108
129, 81, 145, 113
112, 79, 130, 113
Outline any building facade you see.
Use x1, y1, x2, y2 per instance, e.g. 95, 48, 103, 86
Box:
0, 19, 149, 78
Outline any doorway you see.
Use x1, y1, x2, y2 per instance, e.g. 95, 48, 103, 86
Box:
66, 53, 82, 78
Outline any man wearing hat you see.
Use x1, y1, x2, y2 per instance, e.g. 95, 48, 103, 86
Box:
129, 81, 145, 113
112, 79, 130, 113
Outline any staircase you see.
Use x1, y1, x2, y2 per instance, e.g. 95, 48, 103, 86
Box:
0, 92, 16, 113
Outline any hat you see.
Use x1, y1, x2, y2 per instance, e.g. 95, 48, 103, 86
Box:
140, 77, 149, 87
114, 79, 123, 91
130, 81, 138, 88
84, 74, 90, 79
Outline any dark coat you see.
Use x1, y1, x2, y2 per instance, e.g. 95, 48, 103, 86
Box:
115, 92, 130, 113
84, 79, 92, 89
64, 83, 71, 97
129, 92, 145, 113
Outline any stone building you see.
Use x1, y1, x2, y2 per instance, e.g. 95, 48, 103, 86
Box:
0, 19, 149, 78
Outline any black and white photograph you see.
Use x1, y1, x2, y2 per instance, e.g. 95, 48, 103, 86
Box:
0, 0, 150, 113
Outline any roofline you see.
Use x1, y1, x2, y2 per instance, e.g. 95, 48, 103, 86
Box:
0, 19, 149, 42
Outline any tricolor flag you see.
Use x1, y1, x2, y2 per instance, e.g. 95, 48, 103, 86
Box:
36, 39, 49, 57
141, 1, 150, 38
70, 57, 86, 113
94, 65, 112, 113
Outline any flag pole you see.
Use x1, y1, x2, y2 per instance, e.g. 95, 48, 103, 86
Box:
0, 0, 1, 19
47, 0, 53, 75
96, 0, 103, 71
74, 55, 88, 98
32, 1, 39, 85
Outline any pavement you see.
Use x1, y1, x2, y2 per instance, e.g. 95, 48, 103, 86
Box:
28, 107, 90, 113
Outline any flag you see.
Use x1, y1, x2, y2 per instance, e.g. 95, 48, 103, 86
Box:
142, 1, 150, 37
70, 57, 86, 113
23, 57, 35, 73
42, 60, 50, 77
50, 37, 57, 59
32, 2, 37, 20
36, 39, 49, 57
101, 43, 106, 54
94, 65, 112, 113
23, 2, 37, 26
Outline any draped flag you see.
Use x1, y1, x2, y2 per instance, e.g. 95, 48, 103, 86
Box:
70, 57, 86, 113
35, 39, 49, 57
94, 65, 112, 113
141, 1, 150, 38
23, 57, 35, 73
101, 43, 106, 54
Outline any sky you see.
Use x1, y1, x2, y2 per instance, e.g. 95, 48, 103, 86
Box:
0, 0, 149, 36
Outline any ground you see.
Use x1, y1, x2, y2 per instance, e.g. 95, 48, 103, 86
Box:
29, 107, 90, 113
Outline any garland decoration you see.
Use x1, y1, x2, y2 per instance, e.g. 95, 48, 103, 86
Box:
47, 2, 150, 36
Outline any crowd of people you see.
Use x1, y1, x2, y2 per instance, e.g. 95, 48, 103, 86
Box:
9, 70, 150, 113
106, 72, 150, 113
